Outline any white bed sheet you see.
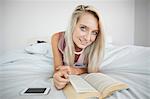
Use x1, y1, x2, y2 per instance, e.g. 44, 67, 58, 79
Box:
101, 45, 150, 99
0, 44, 150, 99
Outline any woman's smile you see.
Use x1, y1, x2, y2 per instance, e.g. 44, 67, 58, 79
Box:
73, 12, 98, 49
79, 38, 88, 46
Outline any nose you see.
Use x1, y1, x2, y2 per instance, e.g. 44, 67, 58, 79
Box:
84, 32, 91, 42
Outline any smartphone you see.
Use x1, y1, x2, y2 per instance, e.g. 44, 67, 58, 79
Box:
20, 88, 50, 95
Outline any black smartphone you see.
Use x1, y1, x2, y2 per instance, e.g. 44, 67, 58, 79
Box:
20, 88, 50, 95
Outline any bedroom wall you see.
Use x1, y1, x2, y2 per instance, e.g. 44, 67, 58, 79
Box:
134, 0, 149, 46
148, 0, 150, 46
0, 0, 4, 55
1, 0, 135, 55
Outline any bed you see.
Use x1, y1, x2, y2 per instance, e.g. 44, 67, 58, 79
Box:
0, 41, 150, 99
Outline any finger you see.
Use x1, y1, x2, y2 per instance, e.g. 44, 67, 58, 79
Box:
54, 78, 67, 86
62, 71, 69, 79
56, 68, 59, 71
55, 67, 71, 77
55, 72, 69, 83
62, 66, 71, 74
56, 76, 68, 83
54, 77, 68, 89
54, 78, 67, 88
54, 80, 64, 89
56, 65, 62, 70
60, 66, 72, 74
55, 82, 67, 89
67, 67, 72, 75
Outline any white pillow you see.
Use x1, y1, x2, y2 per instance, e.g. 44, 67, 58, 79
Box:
24, 43, 53, 58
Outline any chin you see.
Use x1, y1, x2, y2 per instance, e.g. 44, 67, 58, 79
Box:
78, 44, 87, 49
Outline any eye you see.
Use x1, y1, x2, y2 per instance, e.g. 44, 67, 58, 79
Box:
91, 31, 98, 35
80, 26, 86, 32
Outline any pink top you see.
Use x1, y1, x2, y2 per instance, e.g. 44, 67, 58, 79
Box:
58, 34, 87, 68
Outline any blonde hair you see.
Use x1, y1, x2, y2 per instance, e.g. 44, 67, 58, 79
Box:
64, 5, 105, 73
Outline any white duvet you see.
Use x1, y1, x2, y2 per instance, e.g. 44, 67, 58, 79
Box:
0, 43, 150, 99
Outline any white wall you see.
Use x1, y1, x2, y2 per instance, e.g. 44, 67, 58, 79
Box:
98, 0, 134, 46
1, 0, 135, 55
134, 0, 149, 46
148, 0, 150, 46
0, 0, 4, 55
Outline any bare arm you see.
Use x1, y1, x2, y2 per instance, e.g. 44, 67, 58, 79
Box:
51, 32, 87, 89
51, 32, 70, 89
51, 32, 63, 73
76, 68, 87, 74
51, 32, 87, 75
56, 65, 87, 75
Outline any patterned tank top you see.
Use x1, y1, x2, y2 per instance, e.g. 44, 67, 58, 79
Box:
58, 33, 87, 68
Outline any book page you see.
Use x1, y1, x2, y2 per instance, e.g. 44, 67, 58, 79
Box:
83, 73, 128, 98
69, 75, 98, 93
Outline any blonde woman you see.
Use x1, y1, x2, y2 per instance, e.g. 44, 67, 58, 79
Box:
51, 5, 105, 89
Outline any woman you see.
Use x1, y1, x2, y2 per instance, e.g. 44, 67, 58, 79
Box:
51, 5, 105, 89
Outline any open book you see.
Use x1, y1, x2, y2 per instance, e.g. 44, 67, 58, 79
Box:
63, 73, 128, 99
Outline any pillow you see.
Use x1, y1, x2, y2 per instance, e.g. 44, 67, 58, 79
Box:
24, 36, 115, 58
24, 42, 53, 58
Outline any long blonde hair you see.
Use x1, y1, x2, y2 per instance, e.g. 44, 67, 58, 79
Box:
64, 5, 105, 73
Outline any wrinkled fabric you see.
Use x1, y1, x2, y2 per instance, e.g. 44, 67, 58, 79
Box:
0, 45, 150, 99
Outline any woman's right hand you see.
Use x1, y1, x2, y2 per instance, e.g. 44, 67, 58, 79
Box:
53, 70, 69, 89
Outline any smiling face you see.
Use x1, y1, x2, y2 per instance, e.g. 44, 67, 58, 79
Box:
72, 12, 99, 51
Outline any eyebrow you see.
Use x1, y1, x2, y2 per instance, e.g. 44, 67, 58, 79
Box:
80, 24, 99, 31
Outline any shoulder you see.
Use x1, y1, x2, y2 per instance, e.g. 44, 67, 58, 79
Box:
51, 31, 65, 43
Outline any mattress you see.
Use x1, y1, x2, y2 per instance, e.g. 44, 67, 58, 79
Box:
0, 43, 150, 99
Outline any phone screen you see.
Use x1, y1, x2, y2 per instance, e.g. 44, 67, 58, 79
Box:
24, 88, 46, 93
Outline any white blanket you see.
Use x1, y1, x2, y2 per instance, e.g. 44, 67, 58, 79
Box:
101, 45, 150, 99
0, 44, 150, 99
